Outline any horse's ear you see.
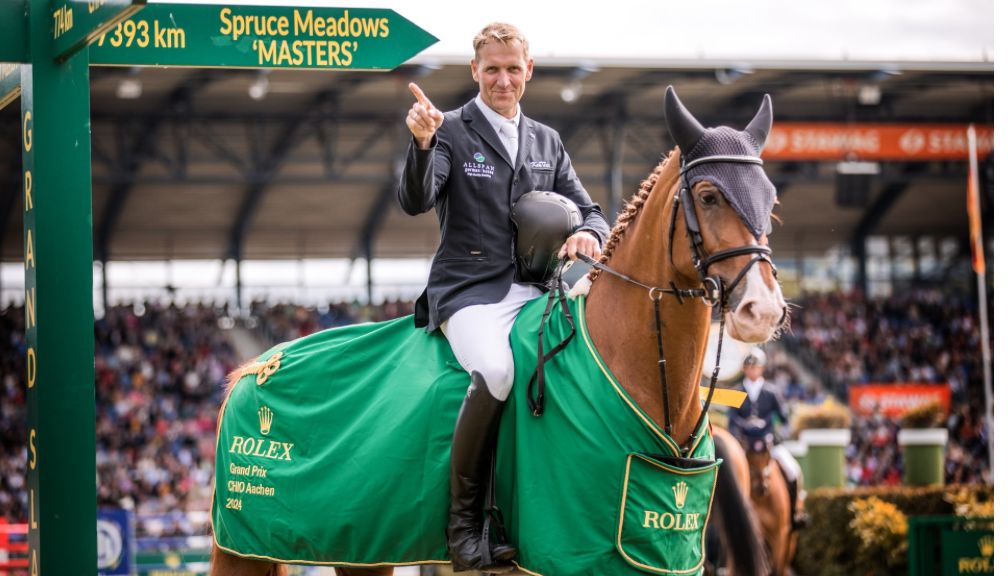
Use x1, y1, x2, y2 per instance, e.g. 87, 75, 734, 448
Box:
744, 94, 773, 153
664, 86, 705, 155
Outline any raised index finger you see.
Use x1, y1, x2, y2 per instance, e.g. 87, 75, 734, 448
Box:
408, 82, 432, 107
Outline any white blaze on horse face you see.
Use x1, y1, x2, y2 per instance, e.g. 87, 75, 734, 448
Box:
725, 254, 786, 343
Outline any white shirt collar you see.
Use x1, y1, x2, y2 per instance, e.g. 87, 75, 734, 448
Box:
474, 95, 521, 133
742, 377, 765, 403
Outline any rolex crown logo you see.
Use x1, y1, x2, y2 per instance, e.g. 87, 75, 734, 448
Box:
258, 405, 274, 435
978, 535, 993, 557
673, 480, 689, 509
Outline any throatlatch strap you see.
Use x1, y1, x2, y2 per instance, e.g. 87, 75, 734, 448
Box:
526, 272, 576, 417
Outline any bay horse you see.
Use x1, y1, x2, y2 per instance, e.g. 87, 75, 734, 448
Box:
740, 424, 799, 575
707, 426, 771, 576
209, 86, 787, 576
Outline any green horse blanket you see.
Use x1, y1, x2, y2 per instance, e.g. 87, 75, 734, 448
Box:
214, 294, 720, 575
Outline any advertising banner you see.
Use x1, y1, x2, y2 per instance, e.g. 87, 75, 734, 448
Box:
848, 383, 951, 417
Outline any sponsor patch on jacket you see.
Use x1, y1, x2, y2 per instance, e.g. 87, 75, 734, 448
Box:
464, 161, 495, 179
529, 160, 553, 170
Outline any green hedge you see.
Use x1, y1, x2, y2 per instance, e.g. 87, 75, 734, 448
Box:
794, 484, 993, 576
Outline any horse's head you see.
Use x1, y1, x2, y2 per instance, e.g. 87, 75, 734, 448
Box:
664, 86, 787, 343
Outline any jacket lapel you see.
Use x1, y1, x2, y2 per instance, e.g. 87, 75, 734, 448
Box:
462, 99, 512, 168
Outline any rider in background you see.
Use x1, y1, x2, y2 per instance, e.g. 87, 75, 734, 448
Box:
398, 22, 609, 572
728, 348, 808, 529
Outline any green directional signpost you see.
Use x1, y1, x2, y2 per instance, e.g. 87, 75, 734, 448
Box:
51, 0, 146, 61
0, 64, 19, 110
89, 3, 437, 69
0, 1, 436, 572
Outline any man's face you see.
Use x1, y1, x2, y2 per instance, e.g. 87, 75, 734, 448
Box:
471, 40, 533, 119
743, 362, 764, 381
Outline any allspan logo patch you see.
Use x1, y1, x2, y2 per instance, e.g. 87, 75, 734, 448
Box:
463, 156, 495, 179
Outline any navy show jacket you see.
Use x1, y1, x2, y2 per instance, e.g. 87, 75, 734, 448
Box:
398, 97, 610, 332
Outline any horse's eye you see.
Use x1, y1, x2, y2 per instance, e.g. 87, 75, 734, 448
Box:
699, 192, 718, 206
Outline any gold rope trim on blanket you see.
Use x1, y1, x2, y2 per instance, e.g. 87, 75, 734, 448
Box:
232, 351, 284, 386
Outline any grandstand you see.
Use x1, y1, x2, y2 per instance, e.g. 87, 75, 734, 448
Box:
0, 1, 993, 573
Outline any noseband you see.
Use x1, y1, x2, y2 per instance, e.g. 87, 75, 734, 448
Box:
579, 154, 778, 454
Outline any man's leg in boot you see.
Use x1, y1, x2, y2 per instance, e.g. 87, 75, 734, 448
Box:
786, 475, 809, 530
771, 445, 808, 531
441, 287, 540, 572
445, 372, 516, 572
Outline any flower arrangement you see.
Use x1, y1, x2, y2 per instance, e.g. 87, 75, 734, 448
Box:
848, 496, 908, 574
899, 400, 945, 429
791, 396, 852, 437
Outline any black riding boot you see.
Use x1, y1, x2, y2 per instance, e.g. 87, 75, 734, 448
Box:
786, 476, 809, 530
446, 372, 517, 572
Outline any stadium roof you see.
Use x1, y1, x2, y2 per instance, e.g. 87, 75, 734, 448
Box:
0, 1, 995, 265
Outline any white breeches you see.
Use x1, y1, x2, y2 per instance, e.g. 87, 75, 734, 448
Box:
772, 444, 801, 482
442, 283, 542, 401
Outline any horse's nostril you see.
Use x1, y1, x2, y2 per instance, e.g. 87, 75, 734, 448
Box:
739, 301, 758, 320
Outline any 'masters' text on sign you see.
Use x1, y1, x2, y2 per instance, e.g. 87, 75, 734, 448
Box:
88, 4, 437, 70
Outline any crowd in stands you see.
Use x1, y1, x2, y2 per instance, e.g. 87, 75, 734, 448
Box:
0, 307, 26, 524
249, 298, 413, 344
778, 287, 991, 485
0, 286, 992, 533
0, 298, 414, 534
93, 302, 238, 530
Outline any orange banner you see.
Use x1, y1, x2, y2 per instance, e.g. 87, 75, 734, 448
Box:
848, 383, 951, 417
763, 123, 994, 161
967, 126, 986, 275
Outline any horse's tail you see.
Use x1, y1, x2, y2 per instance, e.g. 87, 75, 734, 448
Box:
712, 432, 771, 576
208, 360, 289, 576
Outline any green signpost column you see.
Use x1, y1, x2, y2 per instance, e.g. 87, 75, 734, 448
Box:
23, 0, 97, 571
5, 3, 434, 572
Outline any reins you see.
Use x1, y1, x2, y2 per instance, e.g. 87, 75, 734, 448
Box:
523, 153, 777, 456
525, 276, 575, 417
576, 250, 727, 455
583, 154, 775, 455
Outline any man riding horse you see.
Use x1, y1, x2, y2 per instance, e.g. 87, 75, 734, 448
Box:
728, 348, 808, 530
399, 22, 609, 572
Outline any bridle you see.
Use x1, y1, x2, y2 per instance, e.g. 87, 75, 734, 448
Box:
673, 154, 776, 301
578, 153, 778, 455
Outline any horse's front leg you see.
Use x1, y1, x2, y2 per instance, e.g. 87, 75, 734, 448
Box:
209, 543, 287, 576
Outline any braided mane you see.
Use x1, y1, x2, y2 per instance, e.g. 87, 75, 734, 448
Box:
588, 150, 680, 282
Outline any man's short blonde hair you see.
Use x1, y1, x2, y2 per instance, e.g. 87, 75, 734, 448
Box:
472, 22, 529, 61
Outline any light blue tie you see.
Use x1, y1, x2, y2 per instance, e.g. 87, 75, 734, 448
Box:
500, 121, 518, 165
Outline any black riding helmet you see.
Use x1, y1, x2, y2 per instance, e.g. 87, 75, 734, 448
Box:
510, 191, 583, 284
